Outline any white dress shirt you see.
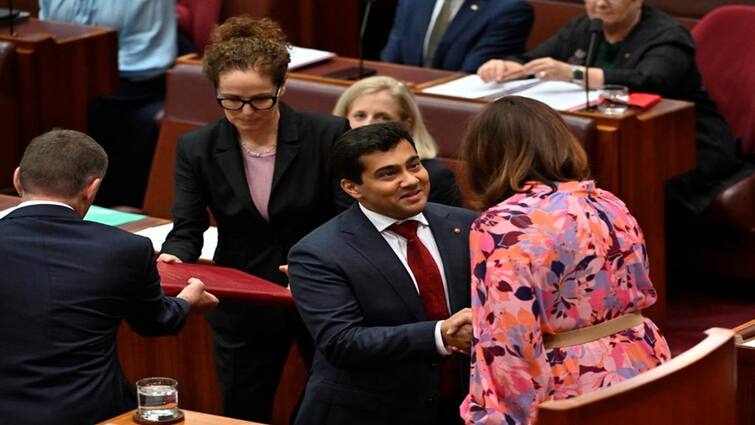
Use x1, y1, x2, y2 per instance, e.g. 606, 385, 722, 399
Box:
423, 0, 465, 64
359, 203, 452, 356
0, 200, 74, 220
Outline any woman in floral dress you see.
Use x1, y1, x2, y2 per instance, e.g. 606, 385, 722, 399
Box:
459, 96, 671, 424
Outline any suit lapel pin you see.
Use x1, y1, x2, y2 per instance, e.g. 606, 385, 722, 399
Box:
453, 227, 461, 234
470, 4, 479, 11
624, 53, 631, 59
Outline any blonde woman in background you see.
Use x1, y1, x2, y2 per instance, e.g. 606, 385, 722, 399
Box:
333, 76, 462, 207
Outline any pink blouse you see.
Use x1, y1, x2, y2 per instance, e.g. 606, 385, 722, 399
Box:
241, 147, 275, 221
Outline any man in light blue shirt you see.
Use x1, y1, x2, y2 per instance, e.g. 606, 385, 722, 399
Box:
39, 0, 176, 80
38, 0, 178, 208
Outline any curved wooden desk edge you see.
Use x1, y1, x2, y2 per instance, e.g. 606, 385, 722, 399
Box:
538, 327, 735, 411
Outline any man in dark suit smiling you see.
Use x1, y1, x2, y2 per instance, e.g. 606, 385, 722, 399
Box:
288, 123, 477, 425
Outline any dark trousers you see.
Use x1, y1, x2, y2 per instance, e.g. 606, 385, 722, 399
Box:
208, 301, 314, 423
88, 76, 166, 207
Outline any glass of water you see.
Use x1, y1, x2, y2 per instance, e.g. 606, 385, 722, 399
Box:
598, 85, 629, 115
136, 377, 181, 422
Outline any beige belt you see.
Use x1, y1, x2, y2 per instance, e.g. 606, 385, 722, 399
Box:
543, 312, 645, 349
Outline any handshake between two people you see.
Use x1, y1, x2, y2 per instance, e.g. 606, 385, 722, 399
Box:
441, 308, 473, 355
157, 253, 219, 313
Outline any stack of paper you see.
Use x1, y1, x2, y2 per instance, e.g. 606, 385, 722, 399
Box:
136, 223, 218, 262
422, 75, 600, 111
288, 45, 336, 70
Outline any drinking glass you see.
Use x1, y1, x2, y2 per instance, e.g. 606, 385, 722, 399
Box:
136, 377, 181, 422
598, 85, 629, 115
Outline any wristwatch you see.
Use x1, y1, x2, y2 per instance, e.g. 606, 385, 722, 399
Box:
571, 65, 585, 84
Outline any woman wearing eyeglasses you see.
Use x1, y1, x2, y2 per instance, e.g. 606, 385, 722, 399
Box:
157, 16, 350, 422
477, 0, 753, 217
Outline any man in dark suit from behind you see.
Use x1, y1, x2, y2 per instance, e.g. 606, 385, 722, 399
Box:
0, 129, 218, 425
288, 123, 477, 425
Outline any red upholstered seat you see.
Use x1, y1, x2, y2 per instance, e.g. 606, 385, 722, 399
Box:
692, 5, 755, 157
177, 0, 223, 55
671, 5, 755, 281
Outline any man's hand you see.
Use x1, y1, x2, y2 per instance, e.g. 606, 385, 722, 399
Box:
278, 264, 288, 275
176, 278, 218, 313
441, 308, 473, 354
157, 253, 183, 263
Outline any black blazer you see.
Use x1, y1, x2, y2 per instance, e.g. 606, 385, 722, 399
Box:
423, 158, 462, 207
161, 102, 350, 284
0, 205, 189, 425
514, 5, 753, 213
288, 202, 478, 425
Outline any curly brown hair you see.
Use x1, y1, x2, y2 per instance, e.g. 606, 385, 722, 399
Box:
202, 16, 290, 88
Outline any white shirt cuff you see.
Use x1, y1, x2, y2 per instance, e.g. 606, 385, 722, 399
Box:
434, 320, 452, 356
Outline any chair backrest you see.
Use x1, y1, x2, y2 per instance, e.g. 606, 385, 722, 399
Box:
282, 78, 346, 114
536, 327, 737, 425
176, 0, 223, 55
692, 5, 755, 157
0, 40, 20, 190
142, 64, 220, 218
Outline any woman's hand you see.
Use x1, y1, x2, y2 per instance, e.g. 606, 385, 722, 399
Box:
157, 253, 183, 263
477, 59, 526, 83
522, 57, 572, 82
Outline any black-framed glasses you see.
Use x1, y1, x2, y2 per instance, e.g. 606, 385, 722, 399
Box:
216, 86, 281, 111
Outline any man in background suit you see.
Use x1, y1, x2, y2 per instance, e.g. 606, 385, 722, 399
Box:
0, 129, 218, 425
380, 0, 533, 73
288, 123, 478, 425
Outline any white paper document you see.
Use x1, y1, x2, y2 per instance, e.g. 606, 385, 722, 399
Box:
421, 75, 541, 99
136, 223, 218, 262
288, 45, 336, 70
422, 75, 600, 111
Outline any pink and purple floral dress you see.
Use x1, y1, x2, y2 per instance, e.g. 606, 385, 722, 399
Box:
461, 181, 671, 424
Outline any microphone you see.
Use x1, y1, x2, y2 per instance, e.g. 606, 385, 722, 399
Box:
324, 0, 377, 81
584, 18, 603, 111
9, 0, 16, 36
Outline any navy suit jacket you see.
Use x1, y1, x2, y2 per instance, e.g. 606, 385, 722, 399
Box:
0, 205, 190, 425
288, 202, 477, 425
380, 0, 533, 73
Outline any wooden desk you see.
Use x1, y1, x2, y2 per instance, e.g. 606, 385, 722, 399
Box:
734, 318, 755, 425
0, 18, 118, 148
176, 53, 463, 90
99, 409, 265, 425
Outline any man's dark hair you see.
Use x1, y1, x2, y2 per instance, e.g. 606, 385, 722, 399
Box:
19, 129, 108, 198
330, 122, 415, 184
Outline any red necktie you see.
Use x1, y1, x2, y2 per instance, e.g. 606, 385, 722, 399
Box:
389, 220, 449, 320
390, 220, 459, 399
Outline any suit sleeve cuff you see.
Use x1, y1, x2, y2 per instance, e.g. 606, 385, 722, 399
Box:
434, 321, 451, 356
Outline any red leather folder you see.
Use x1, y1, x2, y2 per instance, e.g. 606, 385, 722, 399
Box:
157, 262, 293, 306
627, 92, 661, 110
